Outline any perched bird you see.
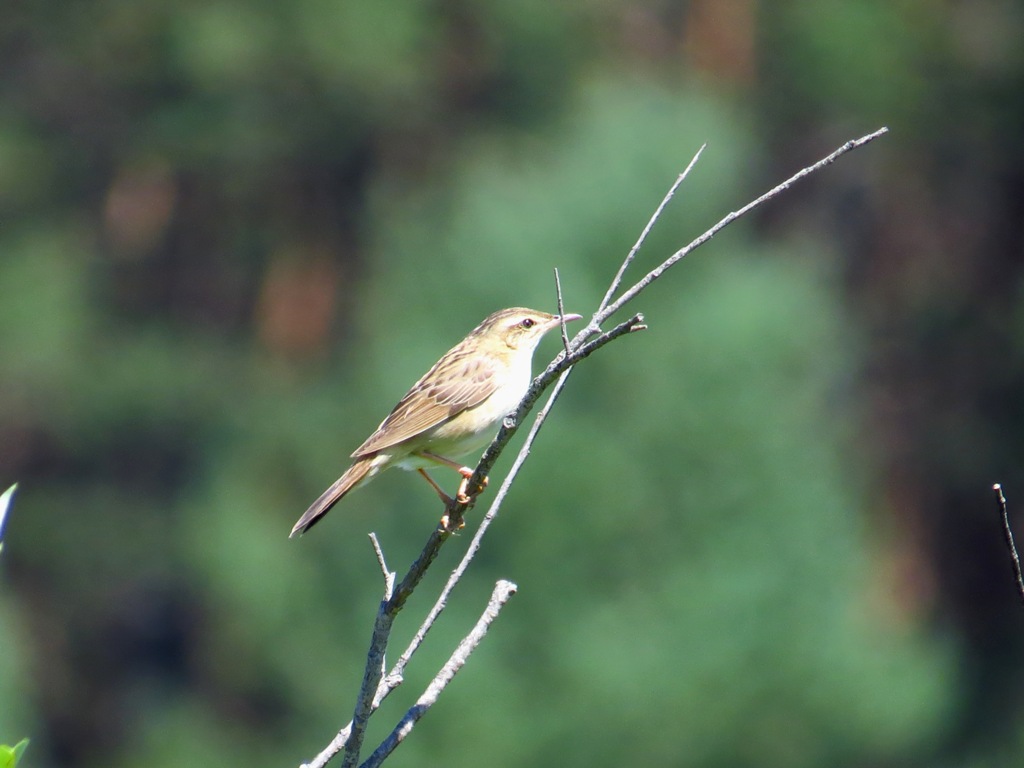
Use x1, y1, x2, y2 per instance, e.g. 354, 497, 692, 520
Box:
290, 307, 582, 537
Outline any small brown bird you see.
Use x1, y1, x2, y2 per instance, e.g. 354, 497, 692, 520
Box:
290, 307, 582, 537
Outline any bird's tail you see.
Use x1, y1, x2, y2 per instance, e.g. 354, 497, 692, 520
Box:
290, 456, 376, 537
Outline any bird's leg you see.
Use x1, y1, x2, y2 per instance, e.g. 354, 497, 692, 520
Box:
416, 468, 453, 505
418, 451, 489, 504
416, 468, 464, 531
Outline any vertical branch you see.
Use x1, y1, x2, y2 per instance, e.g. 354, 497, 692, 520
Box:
994, 483, 1024, 604
340, 608, 395, 768
554, 268, 571, 354
0, 483, 17, 556
369, 533, 396, 599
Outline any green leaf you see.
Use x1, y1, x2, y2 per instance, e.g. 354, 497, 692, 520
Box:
0, 738, 29, 767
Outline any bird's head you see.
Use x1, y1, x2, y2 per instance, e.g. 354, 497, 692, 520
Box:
475, 307, 583, 352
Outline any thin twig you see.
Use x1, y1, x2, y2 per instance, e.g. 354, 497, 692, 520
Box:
369, 533, 395, 599
554, 268, 571, 354
594, 127, 889, 327
0, 483, 17, 554
360, 581, 518, 768
598, 145, 706, 314
995, 484, 1024, 604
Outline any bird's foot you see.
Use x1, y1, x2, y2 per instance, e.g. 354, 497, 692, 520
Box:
439, 510, 466, 532
456, 467, 488, 504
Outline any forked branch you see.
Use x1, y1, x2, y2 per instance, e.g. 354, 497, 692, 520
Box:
299, 126, 889, 768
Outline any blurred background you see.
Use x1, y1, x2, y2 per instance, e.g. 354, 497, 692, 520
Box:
2, 1, 1024, 766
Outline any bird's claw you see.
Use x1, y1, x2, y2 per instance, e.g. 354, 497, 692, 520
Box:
456, 472, 488, 504
439, 510, 466, 532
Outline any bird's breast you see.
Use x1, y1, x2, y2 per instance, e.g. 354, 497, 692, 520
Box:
417, 356, 531, 461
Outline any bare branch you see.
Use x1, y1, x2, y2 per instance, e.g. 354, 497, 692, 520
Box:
360, 580, 518, 768
301, 367, 580, 768
457, 313, 646, 527
598, 144, 706, 314
369, 533, 395, 599
298, 127, 889, 768
339, 607, 394, 768
390, 362, 577, 684
554, 268, 571, 354
995, 484, 1024, 604
341, 317, 641, 768
595, 127, 889, 327
303, 727, 349, 768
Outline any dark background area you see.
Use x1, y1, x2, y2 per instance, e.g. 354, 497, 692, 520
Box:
2, 1, 1024, 766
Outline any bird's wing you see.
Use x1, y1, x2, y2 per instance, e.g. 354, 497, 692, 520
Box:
352, 350, 500, 456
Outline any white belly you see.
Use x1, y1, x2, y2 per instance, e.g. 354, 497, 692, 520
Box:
395, 354, 532, 470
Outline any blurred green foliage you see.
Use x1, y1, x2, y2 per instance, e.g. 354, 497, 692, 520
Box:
1, 1, 1023, 767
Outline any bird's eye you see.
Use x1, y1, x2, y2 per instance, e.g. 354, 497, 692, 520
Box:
520, 318, 536, 329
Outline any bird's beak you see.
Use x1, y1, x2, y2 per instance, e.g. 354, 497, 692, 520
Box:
543, 313, 582, 334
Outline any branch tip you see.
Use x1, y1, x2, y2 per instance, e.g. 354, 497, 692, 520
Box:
554, 267, 571, 354
597, 144, 705, 314
369, 533, 395, 598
